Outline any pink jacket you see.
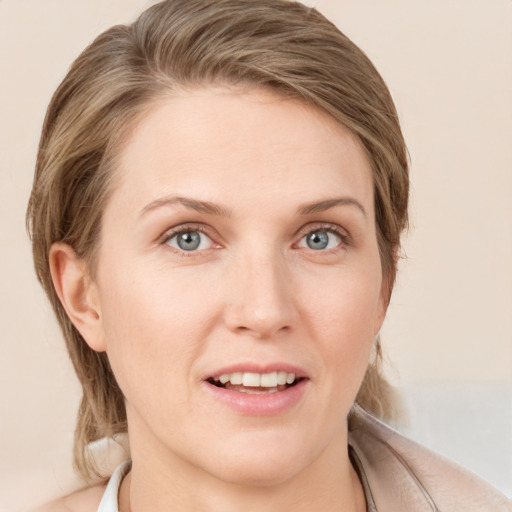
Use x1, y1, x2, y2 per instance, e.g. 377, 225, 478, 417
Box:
348, 405, 512, 511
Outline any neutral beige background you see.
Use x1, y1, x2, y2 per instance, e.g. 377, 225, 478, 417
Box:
1, 0, 511, 510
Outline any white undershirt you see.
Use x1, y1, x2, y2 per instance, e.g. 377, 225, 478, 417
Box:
95, 451, 375, 512
96, 460, 131, 512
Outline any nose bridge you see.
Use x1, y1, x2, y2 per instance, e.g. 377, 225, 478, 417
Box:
225, 242, 296, 337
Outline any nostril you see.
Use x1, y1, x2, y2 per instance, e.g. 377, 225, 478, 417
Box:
223, 286, 298, 338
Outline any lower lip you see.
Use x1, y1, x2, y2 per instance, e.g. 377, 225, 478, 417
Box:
202, 379, 308, 415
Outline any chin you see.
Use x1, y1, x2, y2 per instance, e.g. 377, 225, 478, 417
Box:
203, 433, 316, 487
212, 458, 302, 487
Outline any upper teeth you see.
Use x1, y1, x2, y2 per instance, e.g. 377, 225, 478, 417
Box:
215, 371, 296, 387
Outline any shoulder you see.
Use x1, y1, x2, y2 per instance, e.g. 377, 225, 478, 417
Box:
349, 405, 512, 512
30, 485, 106, 512
32, 436, 130, 512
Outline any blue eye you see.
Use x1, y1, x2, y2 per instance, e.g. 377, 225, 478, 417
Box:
299, 229, 342, 251
166, 230, 212, 252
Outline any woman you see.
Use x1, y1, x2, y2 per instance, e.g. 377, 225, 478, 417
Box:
27, 0, 511, 510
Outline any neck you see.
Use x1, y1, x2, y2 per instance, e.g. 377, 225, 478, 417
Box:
119, 426, 366, 512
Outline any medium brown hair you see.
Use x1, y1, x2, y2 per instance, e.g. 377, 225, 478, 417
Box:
27, 0, 409, 480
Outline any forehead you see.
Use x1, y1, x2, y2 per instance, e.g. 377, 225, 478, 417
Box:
109, 87, 374, 216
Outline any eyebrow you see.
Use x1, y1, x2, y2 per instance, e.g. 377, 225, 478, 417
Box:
298, 197, 367, 218
140, 196, 232, 217
140, 195, 367, 219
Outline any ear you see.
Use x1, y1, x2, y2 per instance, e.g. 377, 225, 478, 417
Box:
49, 243, 106, 352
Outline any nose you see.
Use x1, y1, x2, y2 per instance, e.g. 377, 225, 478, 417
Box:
223, 249, 298, 339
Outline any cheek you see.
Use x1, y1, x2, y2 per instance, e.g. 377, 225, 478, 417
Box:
301, 262, 383, 380
303, 260, 383, 336
95, 261, 217, 403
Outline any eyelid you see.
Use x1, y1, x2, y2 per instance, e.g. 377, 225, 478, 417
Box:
159, 223, 220, 253
158, 221, 350, 254
294, 222, 351, 249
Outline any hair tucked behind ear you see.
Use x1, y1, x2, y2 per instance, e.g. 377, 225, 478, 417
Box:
27, 0, 408, 481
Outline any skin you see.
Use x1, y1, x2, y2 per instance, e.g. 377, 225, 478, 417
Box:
49, 87, 386, 512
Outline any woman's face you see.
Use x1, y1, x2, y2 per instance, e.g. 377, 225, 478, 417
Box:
88, 87, 386, 485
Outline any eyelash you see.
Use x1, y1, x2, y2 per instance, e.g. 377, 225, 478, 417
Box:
160, 222, 351, 256
295, 223, 351, 252
160, 223, 217, 257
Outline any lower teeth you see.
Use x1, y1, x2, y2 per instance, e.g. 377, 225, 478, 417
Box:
208, 379, 297, 393
221, 382, 291, 393
237, 387, 279, 394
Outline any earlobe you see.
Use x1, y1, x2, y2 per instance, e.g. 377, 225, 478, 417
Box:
49, 243, 107, 352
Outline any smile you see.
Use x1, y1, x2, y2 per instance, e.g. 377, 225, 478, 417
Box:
208, 371, 298, 394
204, 368, 308, 415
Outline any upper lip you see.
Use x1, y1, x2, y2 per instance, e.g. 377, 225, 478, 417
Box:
205, 363, 308, 381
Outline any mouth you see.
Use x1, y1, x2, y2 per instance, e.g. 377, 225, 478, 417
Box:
206, 371, 304, 394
